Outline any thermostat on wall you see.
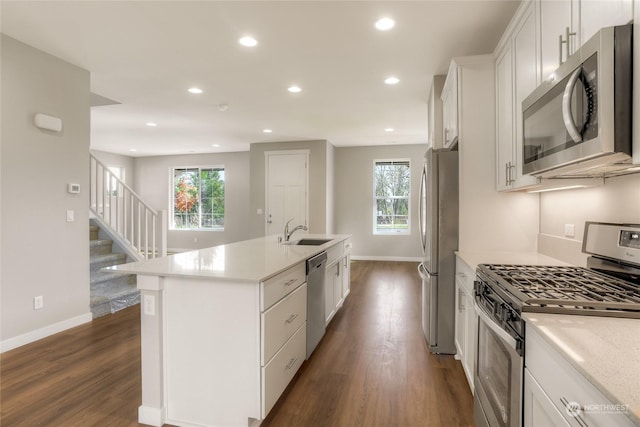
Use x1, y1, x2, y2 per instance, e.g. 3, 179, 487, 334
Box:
67, 183, 80, 194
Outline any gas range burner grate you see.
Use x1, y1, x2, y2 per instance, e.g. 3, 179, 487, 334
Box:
478, 264, 640, 318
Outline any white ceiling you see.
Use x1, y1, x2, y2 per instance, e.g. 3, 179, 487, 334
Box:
1, 1, 520, 156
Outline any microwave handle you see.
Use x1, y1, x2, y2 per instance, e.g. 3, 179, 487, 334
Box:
562, 68, 584, 143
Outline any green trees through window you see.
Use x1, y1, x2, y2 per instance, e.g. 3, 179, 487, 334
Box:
172, 167, 225, 230
374, 160, 410, 234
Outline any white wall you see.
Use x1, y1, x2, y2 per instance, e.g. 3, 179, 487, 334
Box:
249, 140, 329, 238
1, 35, 91, 351
133, 152, 251, 251
538, 173, 640, 266
334, 144, 425, 261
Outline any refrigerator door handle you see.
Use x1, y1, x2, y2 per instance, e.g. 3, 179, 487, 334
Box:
419, 165, 427, 253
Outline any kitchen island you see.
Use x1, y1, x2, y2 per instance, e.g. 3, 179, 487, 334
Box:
107, 234, 351, 427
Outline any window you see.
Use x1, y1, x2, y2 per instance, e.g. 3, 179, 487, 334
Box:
373, 160, 410, 234
107, 166, 125, 197
172, 167, 225, 230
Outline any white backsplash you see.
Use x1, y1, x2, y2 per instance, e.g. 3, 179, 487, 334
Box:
539, 173, 640, 264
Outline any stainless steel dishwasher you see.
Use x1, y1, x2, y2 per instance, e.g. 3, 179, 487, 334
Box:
306, 251, 327, 358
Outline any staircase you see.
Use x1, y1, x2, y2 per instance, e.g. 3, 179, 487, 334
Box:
90, 223, 139, 318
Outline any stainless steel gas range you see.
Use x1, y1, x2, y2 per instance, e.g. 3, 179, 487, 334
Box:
473, 222, 640, 427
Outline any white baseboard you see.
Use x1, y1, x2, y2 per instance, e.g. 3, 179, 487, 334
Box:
138, 405, 166, 427
0, 312, 92, 353
350, 255, 422, 262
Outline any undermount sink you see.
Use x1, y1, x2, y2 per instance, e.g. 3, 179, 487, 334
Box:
283, 238, 332, 246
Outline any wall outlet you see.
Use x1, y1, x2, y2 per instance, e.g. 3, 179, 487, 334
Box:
257, 208, 263, 215
66, 210, 75, 222
143, 294, 155, 316
33, 296, 44, 310
564, 224, 575, 238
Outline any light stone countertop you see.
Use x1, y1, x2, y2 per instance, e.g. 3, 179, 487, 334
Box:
523, 313, 640, 425
455, 250, 570, 270
106, 234, 351, 282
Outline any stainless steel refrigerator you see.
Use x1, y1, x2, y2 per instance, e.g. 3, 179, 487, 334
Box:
418, 148, 458, 354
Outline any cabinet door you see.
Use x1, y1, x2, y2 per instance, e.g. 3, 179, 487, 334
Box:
341, 254, 350, 299
334, 262, 343, 309
539, 0, 573, 80
463, 290, 477, 392
524, 368, 571, 427
454, 281, 466, 358
442, 67, 459, 148
495, 43, 514, 191
578, 0, 633, 46
512, 2, 540, 188
325, 263, 337, 324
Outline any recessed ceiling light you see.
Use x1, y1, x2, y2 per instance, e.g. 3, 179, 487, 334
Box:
129, 148, 137, 152
188, 87, 203, 94
211, 144, 221, 147
375, 17, 395, 31
385, 128, 395, 132
145, 122, 157, 127
288, 85, 302, 93
384, 76, 400, 85
239, 36, 258, 47
263, 129, 273, 133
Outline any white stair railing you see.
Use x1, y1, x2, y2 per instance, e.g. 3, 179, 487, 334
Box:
90, 154, 167, 261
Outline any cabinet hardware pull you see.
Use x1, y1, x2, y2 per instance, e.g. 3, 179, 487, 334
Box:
284, 278, 296, 286
285, 314, 298, 324
285, 356, 299, 370
505, 162, 510, 186
559, 27, 577, 64
560, 397, 588, 427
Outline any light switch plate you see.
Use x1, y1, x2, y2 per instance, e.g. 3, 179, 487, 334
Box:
66, 210, 75, 222
564, 224, 575, 238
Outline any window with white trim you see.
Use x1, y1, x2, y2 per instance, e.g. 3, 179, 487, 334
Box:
171, 167, 225, 230
373, 159, 410, 234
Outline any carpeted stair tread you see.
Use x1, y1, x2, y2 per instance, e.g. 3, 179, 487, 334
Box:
89, 223, 140, 318
90, 270, 136, 286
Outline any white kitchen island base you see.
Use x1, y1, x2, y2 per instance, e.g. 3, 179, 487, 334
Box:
106, 234, 351, 427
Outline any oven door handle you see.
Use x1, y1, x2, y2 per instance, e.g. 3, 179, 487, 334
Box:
475, 303, 518, 350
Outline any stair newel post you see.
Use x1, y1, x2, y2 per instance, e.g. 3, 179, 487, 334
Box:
152, 212, 156, 259
162, 210, 167, 257
144, 208, 149, 259
137, 200, 141, 256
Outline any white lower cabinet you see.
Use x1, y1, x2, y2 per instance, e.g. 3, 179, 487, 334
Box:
524, 368, 571, 427
262, 323, 306, 416
525, 326, 635, 427
324, 240, 350, 325
454, 255, 477, 393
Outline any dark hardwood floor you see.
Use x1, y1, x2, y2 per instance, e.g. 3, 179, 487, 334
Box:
0, 261, 473, 427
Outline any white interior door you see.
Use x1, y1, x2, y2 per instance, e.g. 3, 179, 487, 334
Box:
265, 151, 308, 237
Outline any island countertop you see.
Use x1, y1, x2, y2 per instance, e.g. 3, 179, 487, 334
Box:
106, 234, 351, 282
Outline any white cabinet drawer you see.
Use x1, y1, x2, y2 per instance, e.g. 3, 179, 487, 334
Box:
343, 238, 353, 254
526, 327, 635, 427
261, 262, 305, 311
455, 256, 475, 295
326, 242, 344, 265
261, 283, 307, 365
262, 323, 306, 418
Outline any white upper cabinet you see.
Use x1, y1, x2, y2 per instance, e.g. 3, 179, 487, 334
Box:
427, 75, 445, 149
495, 0, 540, 191
579, 0, 633, 46
539, 0, 633, 80
441, 62, 459, 149
496, 44, 514, 191
539, 0, 575, 80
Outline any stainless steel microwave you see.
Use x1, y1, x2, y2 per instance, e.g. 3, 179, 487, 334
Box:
522, 24, 632, 178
